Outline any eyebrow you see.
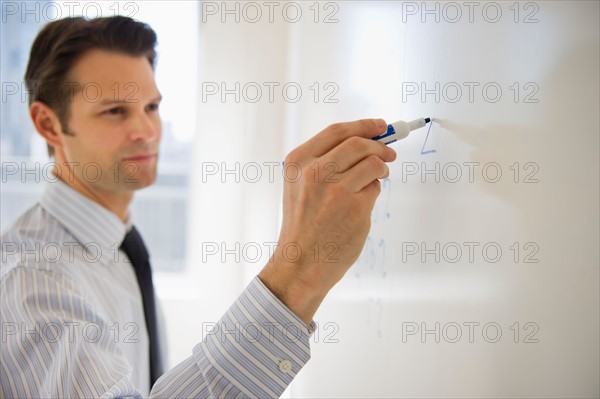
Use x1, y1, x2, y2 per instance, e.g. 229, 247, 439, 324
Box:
96, 95, 163, 106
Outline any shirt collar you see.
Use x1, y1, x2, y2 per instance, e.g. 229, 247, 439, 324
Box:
40, 178, 130, 265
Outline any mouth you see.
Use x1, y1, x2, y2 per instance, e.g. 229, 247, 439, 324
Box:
123, 153, 157, 164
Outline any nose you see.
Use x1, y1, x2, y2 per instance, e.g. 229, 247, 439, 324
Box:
128, 111, 160, 143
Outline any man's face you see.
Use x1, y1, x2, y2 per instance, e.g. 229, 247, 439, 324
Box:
58, 49, 162, 191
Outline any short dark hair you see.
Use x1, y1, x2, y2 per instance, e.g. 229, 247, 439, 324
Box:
24, 16, 158, 156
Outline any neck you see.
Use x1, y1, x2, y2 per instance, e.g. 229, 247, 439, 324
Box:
52, 161, 133, 223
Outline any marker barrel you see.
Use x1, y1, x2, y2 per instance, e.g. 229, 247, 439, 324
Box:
372, 118, 431, 145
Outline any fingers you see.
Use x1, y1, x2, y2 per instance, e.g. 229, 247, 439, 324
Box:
339, 154, 390, 193
361, 179, 382, 206
284, 118, 396, 204
290, 118, 388, 163
320, 136, 396, 173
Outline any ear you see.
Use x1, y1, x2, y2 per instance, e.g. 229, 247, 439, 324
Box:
29, 101, 67, 153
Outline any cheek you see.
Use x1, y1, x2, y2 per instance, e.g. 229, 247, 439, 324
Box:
67, 132, 124, 166
153, 118, 163, 139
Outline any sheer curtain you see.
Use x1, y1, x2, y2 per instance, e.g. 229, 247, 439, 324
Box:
165, 2, 293, 371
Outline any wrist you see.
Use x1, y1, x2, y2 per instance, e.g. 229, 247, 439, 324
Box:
258, 252, 328, 326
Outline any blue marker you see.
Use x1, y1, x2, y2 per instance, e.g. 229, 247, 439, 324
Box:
282, 117, 433, 166
372, 117, 431, 145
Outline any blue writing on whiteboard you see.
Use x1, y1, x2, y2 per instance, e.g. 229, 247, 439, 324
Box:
421, 119, 437, 155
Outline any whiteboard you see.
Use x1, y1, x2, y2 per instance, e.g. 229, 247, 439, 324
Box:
280, 1, 600, 397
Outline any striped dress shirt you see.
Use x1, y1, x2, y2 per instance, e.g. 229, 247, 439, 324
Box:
1, 179, 312, 398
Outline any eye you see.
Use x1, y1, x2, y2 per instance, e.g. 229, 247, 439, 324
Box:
147, 103, 160, 112
104, 107, 125, 116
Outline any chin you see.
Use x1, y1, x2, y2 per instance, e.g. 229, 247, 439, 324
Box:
140, 174, 158, 189
125, 170, 158, 191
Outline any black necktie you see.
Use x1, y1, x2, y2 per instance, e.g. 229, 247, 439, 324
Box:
120, 226, 163, 387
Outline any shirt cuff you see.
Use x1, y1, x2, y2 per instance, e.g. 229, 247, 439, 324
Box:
193, 276, 312, 398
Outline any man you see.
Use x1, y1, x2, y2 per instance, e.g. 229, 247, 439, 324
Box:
0, 16, 396, 398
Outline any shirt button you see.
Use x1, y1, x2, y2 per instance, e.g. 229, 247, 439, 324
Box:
279, 359, 292, 373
